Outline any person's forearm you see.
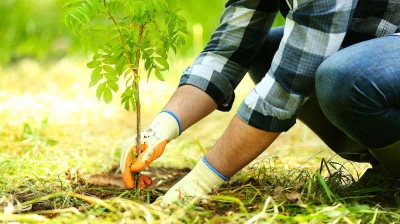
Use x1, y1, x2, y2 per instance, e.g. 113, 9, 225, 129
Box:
206, 115, 280, 177
163, 85, 280, 178
163, 85, 218, 131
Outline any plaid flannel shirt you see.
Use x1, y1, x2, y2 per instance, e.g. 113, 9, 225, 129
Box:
179, 0, 400, 132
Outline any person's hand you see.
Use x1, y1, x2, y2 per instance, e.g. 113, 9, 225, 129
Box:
120, 136, 168, 189
153, 156, 228, 207
120, 140, 153, 189
120, 111, 181, 189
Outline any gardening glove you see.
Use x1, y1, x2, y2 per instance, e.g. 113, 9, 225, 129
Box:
153, 156, 229, 207
120, 110, 182, 189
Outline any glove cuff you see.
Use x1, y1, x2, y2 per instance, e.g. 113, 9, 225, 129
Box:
160, 110, 182, 135
149, 110, 181, 140
160, 156, 227, 207
202, 156, 230, 181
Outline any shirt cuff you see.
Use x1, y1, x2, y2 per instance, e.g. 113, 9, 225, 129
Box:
179, 66, 235, 112
237, 91, 298, 132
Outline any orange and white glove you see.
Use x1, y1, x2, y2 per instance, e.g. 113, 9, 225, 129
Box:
120, 110, 181, 189
153, 156, 229, 207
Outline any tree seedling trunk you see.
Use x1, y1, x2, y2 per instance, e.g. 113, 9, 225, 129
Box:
60, 0, 187, 199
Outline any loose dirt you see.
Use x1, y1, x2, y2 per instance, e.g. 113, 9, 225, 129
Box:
88, 166, 191, 190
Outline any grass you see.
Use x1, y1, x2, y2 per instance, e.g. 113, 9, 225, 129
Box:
1, 58, 400, 223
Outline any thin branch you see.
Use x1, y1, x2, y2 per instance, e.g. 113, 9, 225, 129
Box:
103, 0, 145, 197
134, 24, 145, 191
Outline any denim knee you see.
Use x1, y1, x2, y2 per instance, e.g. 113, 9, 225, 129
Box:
315, 36, 400, 148
315, 54, 352, 136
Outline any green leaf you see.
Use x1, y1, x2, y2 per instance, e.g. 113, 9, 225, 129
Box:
316, 173, 336, 202
107, 81, 119, 92
102, 55, 115, 64
154, 69, 165, 81
103, 65, 117, 77
154, 57, 169, 70
90, 30, 107, 42
152, 0, 161, 10
121, 97, 127, 105
123, 100, 130, 110
121, 89, 133, 98
89, 25, 108, 31
89, 67, 103, 87
87, 60, 101, 69
124, 68, 133, 79
147, 3, 154, 17
147, 66, 154, 81
105, 73, 119, 82
121, 94, 135, 111
115, 55, 127, 75
139, 2, 146, 18
144, 48, 154, 56
111, 42, 122, 53
103, 87, 113, 103
75, 5, 90, 23
93, 53, 102, 61
102, 45, 113, 55
144, 58, 152, 70
171, 44, 177, 54
62, 0, 83, 8
113, 49, 124, 62
69, 11, 84, 25
130, 97, 136, 111
96, 82, 107, 100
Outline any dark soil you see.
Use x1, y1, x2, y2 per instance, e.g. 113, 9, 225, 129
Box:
87, 166, 192, 202
88, 166, 191, 190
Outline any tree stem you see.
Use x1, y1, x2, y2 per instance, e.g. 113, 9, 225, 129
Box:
134, 24, 145, 193
103, 0, 145, 196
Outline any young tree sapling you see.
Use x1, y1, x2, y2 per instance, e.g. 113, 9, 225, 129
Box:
60, 0, 187, 192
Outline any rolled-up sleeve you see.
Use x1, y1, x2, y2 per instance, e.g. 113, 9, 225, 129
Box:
179, 0, 279, 111
238, 0, 357, 132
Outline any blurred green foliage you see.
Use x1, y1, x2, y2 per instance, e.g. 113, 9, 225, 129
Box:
0, 0, 81, 64
0, 0, 285, 65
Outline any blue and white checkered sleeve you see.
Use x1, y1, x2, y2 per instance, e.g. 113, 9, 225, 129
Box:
238, 0, 357, 132
179, 0, 279, 111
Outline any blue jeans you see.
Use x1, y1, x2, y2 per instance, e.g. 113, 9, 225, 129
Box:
249, 26, 399, 162
316, 35, 400, 149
